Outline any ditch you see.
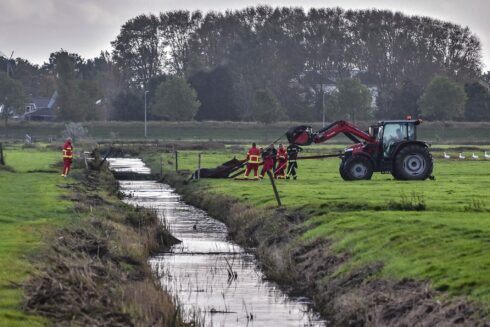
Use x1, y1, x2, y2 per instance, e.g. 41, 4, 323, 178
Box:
108, 157, 325, 327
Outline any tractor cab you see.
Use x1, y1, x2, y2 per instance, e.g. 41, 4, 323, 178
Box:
376, 120, 420, 158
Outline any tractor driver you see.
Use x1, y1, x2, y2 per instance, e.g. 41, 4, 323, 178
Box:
383, 125, 405, 157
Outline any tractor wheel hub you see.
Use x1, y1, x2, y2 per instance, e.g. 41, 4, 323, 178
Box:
403, 154, 426, 176
351, 163, 368, 178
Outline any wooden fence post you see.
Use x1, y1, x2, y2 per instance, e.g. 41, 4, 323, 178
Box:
175, 150, 178, 172
0, 143, 4, 165
160, 155, 163, 176
267, 170, 282, 207
197, 153, 201, 180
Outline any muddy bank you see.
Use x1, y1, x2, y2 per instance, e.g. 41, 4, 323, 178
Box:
22, 164, 187, 326
162, 172, 488, 326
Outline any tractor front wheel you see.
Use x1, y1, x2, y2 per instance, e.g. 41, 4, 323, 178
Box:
339, 159, 352, 181
342, 155, 373, 181
393, 144, 433, 180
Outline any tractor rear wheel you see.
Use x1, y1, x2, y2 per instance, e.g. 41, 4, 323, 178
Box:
342, 155, 373, 180
393, 144, 433, 180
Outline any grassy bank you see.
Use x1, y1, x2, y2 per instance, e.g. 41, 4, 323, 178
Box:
141, 145, 490, 324
0, 147, 70, 326
2, 120, 490, 144
0, 145, 185, 326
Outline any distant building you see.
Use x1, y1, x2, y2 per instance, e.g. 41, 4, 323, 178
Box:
0, 104, 15, 118
24, 91, 58, 121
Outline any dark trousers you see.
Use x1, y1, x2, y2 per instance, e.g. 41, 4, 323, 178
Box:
287, 161, 298, 178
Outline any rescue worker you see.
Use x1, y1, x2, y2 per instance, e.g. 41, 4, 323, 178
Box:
61, 138, 74, 177
260, 146, 274, 179
269, 144, 278, 172
275, 143, 288, 179
286, 144, 302, 179
243, 142, 260, 180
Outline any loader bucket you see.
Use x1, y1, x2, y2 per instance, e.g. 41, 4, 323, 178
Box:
286, 125, 314, 145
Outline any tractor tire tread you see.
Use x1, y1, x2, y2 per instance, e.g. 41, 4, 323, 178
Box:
393, 144, 433, 180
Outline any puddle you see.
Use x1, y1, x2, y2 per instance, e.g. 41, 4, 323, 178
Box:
109, 158, 326, 326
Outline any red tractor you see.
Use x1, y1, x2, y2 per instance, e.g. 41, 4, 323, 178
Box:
286, 119, 433, 181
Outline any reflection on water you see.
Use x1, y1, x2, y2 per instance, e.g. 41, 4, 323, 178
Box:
110, 158, 326, 327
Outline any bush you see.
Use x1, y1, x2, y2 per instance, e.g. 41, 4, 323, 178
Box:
61, 122, 88, 141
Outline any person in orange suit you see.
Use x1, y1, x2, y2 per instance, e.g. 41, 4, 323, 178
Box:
61, 138, 74, 177
275, 143, 288, 179
244, 142, 260, 180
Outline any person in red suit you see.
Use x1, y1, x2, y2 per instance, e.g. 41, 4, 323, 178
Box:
244, 142, 260, 180
275, 144, 288, 179
61, 138, 74, 177
260, 146, 274, 179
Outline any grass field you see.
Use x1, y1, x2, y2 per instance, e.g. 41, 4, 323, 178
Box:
2, 120, 490, 144
148, 146, 490, 305
0, 147, 72, 326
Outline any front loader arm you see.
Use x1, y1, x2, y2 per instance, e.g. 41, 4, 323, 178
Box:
314, 121, 376, 144
286, 121, 376, 146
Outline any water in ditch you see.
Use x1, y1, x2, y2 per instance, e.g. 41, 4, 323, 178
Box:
108, 158, 326, 327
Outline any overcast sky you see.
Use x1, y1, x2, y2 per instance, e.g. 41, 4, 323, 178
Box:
0, 0, 489, 70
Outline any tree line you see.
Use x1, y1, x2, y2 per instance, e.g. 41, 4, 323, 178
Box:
1, 6, 490, 124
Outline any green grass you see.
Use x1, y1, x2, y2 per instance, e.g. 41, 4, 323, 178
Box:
0, 147, 73, 326
153, 146, 490, 305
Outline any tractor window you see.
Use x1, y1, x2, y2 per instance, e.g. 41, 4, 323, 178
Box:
382, 123, 407, 157
407, 124, 416, 140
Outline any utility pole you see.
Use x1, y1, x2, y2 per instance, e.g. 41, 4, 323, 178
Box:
144, 90, 149, 138
322, 90, 326, 128
6, 51, 14, 78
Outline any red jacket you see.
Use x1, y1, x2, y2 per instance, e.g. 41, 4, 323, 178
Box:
63, 142, 73, 159
247, 146, 260, 164
277, 147, 287, 160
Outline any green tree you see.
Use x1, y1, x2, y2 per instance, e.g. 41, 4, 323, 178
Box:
189, 66, 240, 121
77, 80, 103, 121
112, 91, 144, 121
48, 50, 84, 121
327, 78, 372, 122
419, 76, 467, 120
464, 81, 490, 121
159, 10, 203, 76
252, 89, 284, 124
112, 14, 161, 88
0, 72, 26, 127
151, 77, 200, 120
